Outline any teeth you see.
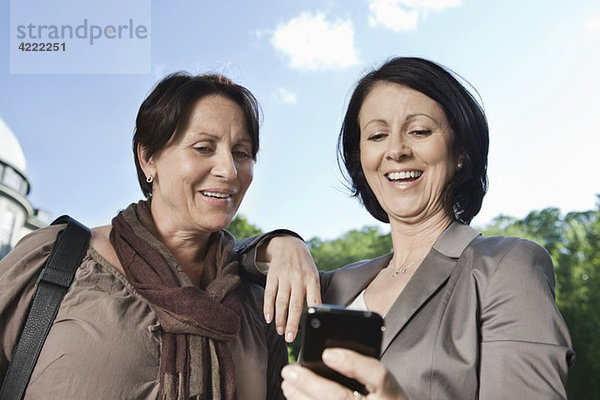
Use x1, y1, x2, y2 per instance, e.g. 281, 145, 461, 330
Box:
201, 191, 231, 198
387, 171, 422, 180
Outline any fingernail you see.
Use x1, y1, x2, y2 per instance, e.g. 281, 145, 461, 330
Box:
286, 332, 294, 342
265, 313, 272, 323
322, 349, 342, 366
277, 326, 284, 335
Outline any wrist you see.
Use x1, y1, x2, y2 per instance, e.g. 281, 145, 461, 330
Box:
257, 235, 305, 263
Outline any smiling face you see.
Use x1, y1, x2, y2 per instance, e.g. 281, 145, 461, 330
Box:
358, 82, 456, 225
141, 94, 254, 235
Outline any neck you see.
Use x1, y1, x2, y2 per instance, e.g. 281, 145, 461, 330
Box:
149, 200, 212, 286
388, 212, 453, 269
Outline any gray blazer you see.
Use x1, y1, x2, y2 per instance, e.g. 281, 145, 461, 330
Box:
320, 222, 574, 399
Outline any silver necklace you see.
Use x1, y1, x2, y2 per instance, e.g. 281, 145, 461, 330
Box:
391, 265, 412, 277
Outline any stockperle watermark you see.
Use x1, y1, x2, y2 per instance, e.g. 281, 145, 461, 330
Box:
10, 0, 151, 74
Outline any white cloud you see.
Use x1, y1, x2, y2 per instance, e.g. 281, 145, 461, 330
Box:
368, 0, 460, 32
274, 87, 298, 104
585, 15, 600, 33
368, 0, 419, 32
271, 12, 359, 71
417, 0, 461, 10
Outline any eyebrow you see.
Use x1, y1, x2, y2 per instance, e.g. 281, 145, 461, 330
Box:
190, 131, 252, 145
405, 113, 439, 124
190, 132, 219, 140
361, 113, 438, 129
361, 118, 388, 129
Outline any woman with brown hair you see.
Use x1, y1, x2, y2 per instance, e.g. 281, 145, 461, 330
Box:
241, 57, 574, 399
0, 72, 287, 399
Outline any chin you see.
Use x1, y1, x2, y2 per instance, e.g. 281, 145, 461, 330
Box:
384, 206, 427, 222
193, 216, 232, 233
384, 202, 420, 217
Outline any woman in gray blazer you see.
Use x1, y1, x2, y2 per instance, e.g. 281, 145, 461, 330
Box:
240, 57, 574, 399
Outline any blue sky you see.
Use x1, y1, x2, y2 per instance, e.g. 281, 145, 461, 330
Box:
1, 0, 599, 240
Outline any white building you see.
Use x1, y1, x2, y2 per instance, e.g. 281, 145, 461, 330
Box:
0, 118, 50, 259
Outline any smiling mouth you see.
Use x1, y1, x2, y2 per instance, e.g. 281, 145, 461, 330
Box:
200, 191, 233, 199
386, 170, 423, 182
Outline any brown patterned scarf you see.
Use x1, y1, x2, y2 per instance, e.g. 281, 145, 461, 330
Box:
109, 201, 241, 400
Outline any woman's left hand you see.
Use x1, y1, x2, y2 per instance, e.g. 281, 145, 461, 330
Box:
257, 235, 321, 342
281, 349, 407, 400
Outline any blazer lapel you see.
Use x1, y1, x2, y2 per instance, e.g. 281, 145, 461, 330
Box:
380, 250, 455, 353
324, 253, 393, 306
380, 222, 480, 354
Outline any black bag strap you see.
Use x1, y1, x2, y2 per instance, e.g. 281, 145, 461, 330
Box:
0, 216, 90, 400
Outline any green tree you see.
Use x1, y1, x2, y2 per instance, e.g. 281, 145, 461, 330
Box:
226, 214, 262, 240
307, 226, 392, 271
556, 208, 600, 398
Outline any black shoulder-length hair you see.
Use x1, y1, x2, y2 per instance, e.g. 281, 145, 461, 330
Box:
338, 57, 489, 224
133, 72, 261, 198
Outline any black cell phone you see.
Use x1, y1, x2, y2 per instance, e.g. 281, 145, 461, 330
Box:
299, 304, 384, 395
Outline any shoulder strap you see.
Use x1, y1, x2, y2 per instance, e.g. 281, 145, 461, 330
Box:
0, 216, 90, 400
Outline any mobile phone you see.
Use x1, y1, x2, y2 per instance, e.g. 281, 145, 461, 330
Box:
299, 304, 384, 395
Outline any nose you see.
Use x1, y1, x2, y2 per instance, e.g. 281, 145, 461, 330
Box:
211, 150, 238, 180
385, 132, 411, 161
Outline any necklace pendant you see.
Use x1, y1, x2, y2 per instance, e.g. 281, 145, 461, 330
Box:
391, 267, 407, 277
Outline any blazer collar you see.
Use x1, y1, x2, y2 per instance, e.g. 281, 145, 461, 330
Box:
432, 221, 480, 258
332, 253, 394, 307
381, 221, 480, 353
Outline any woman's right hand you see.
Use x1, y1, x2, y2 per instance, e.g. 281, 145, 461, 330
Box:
257, 235, 321, 342
281, 348, 407, 400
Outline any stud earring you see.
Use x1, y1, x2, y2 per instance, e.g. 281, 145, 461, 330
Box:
146, 175, 153, 183
457, 162, 463, 170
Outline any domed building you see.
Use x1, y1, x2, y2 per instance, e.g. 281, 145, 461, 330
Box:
0, 118, 50, 259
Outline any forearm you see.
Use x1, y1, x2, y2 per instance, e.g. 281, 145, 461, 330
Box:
235, 229, 304, 283
234, 229, 321, 342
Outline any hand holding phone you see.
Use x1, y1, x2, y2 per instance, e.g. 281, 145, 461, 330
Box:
299, 305, 384, 394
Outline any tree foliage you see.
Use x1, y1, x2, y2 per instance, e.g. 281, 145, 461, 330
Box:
307, 227, 392, 271
226, 214, 263, 240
